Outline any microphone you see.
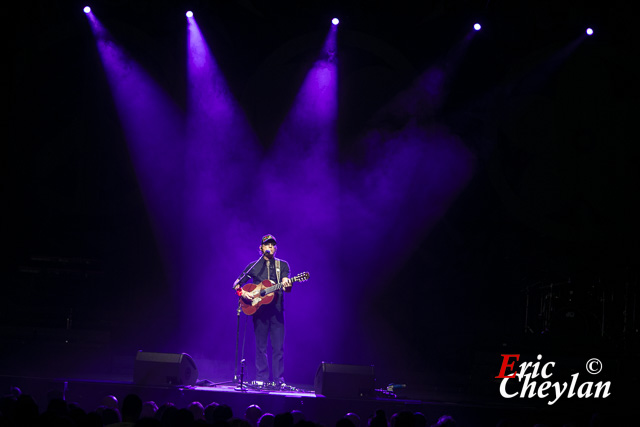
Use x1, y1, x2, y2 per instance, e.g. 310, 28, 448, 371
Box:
264, 249, 271, 255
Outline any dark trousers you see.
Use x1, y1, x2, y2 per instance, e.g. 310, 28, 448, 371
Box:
253, 309, 285, 382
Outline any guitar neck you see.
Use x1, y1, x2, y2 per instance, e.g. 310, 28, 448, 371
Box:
258, 272, 308, 297
262, 281, 287, 295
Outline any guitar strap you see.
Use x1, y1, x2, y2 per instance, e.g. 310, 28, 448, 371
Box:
275, 259, 281, 284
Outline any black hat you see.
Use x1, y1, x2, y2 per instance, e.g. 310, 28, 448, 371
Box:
261, 234, 277, 245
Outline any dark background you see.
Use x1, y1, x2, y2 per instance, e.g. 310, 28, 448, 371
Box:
3, 0, 638, 398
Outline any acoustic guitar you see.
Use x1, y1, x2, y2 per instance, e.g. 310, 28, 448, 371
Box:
239, 272, 309, 315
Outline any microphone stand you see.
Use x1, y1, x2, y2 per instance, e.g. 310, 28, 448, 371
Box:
233, 254, 266, 384
234, 301, 242, 383
235, 359, 249, 392
201, 255, 267, 389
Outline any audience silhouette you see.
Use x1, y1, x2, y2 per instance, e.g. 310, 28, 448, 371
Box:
0, 386, 622, 427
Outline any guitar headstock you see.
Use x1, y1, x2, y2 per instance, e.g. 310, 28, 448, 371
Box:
292, 272, 310, 283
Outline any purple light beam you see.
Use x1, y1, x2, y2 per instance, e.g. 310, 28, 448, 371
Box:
256, 23, 341, 379
182, 14, 263, 376
85, 11, 185, 296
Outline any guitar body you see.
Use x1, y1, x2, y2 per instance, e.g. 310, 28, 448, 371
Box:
240, 280, 275, 315
238, 272, 310, 316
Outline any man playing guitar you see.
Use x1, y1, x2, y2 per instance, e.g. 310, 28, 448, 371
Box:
233, 234, 291, 386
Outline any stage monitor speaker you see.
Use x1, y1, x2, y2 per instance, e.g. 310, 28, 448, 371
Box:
133, 351, 198, 386
314, 362, 375, 398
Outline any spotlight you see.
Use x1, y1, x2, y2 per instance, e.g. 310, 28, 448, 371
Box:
83, 6, 91, 14
586, 27, 594, 36
473, 23, 481, 31
186, 11, 193, 18
331, 18, 339, 26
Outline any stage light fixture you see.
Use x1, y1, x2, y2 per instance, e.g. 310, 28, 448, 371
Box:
586, 27, 594, 36
473, 23, 481, 31
83, 6, 91, 14
332, 18, 339, 26
186, 11, 193, 18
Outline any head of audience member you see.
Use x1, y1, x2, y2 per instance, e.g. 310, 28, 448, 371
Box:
204, 402, 220, 424
213, 403, 234, 424
430, 415, 456, 427
68, 402, 87, 425
345, 413, 361, 427
369, 410, 388, 427
258, 413, 275, 427
15, 394, 39, 423
188, 401, 205, 421
156, 403, 177, 424
245, 404, 263, 427
141, 401, 158, 419
100, 395, 118, 409
413, 412, 426, 427
102, 407, 121, 425
9, 387, 22, 398
291, 410, 305, 425
45, 397, 69, 418
121, 393, 143, 423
